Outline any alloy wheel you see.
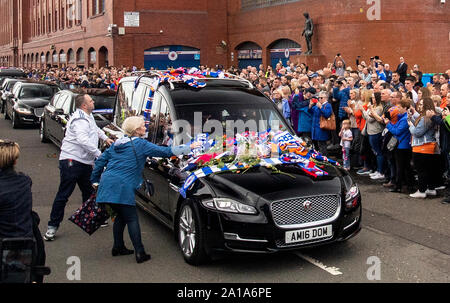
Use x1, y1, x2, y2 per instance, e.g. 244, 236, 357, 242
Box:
12, 111, 17, 128
179, 205, 196, 257
40, 120, 46, 141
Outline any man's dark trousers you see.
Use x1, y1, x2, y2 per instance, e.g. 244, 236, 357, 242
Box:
48, 159, 94, 228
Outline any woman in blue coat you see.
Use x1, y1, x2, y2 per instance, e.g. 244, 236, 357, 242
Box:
91, 116, 197, 263
310, 91, 333, 155
292, 87, 316, 140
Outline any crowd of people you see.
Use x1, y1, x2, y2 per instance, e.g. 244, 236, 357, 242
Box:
231, 56, 450, 202
23, 66, 135, 90
17, 58, 450, 203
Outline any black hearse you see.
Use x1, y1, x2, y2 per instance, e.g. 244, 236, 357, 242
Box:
105, 73, 361, 265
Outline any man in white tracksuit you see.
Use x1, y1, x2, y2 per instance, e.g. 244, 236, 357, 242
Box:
44, 94, 113, 241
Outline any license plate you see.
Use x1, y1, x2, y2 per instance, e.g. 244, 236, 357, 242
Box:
285, 225, 332, 244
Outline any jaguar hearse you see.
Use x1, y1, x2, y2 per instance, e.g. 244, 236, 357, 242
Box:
105, 72, 361, 265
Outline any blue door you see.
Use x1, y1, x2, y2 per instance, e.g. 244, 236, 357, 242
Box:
235, 43, 262, 70
144, 45, 200, 70
268, 39, 302, 68
270, 48, 302, 68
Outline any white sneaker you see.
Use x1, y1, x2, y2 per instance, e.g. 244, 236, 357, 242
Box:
44, 226, 58, 241
425, 189, 437, 196
369, 172, 379, 178
371, 172, 385, 180
435, 185, 446, 190
409, 190, 427, 198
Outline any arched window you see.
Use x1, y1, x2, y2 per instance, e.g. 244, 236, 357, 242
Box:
76, 48, 85, 65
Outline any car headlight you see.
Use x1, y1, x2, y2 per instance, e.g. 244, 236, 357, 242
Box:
201, 198, 258, 215
345, 185, 360, 209
15, 107, 32, 115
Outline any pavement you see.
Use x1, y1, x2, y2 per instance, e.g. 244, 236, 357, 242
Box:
1, 115, 449, 283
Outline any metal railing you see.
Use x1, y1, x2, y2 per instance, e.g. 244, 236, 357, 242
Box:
241, 0, 301, 11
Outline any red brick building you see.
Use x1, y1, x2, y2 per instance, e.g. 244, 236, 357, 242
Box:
0, 0, 448, 72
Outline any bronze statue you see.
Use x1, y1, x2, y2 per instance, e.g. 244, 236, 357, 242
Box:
302, 12, 313, 55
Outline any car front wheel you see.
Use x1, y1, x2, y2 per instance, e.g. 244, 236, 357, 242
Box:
4, 106, 9, 120
12, 111, 20, 129
40, 119, 50, 143
176, 200, 208, 265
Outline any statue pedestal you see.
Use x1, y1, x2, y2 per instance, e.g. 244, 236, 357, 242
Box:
290, 54, 327, 72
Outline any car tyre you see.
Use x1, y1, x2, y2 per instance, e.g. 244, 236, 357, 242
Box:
12, 111, 20, 129
176, 199, 209, 266
4, 107, 10, 120
40, 119, 50, 143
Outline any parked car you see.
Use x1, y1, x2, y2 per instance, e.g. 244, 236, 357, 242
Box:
40, 88, 116, 147
1, 78, 27, 113
103, 74, 362, 265
4, 81, 60, 128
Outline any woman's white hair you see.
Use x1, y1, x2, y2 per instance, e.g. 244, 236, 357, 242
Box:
122, 116, 144, 136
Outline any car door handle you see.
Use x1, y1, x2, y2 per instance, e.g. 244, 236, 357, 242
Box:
169, 183, 179, 192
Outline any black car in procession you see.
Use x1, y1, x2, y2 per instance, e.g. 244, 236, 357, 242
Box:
40, 88, 116, 147
106, 74, 361, 265
1, 78, 27, 113
4, 81, 60, 128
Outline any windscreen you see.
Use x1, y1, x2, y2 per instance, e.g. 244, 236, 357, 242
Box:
5, 80, 19, 91
92, 95, 115, 112
174, 102, 291, 139
19, 85, 53, 98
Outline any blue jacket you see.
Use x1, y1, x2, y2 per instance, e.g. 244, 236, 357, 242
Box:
292, 95, 312, 133
282, 98, 291, 120
333, 87, 350, 119
91, 137, 191, 206
386, 112, 411, 149
311, 102, 333, 141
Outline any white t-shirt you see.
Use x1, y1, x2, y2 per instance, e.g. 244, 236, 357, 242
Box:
410, 89, 419, 104
340, 129, 353, 149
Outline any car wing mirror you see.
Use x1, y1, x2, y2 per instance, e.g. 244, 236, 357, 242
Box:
54, 109, 64, 116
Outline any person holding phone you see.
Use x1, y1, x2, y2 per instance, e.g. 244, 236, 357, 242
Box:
310, 91, 333, 155
361, 92, 386, 180
333, 54, 346, 77
384, 99, 414, 193
408, 98, 440, 198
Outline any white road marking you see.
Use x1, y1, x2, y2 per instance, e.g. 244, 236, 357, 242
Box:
294, 252, 343, 276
